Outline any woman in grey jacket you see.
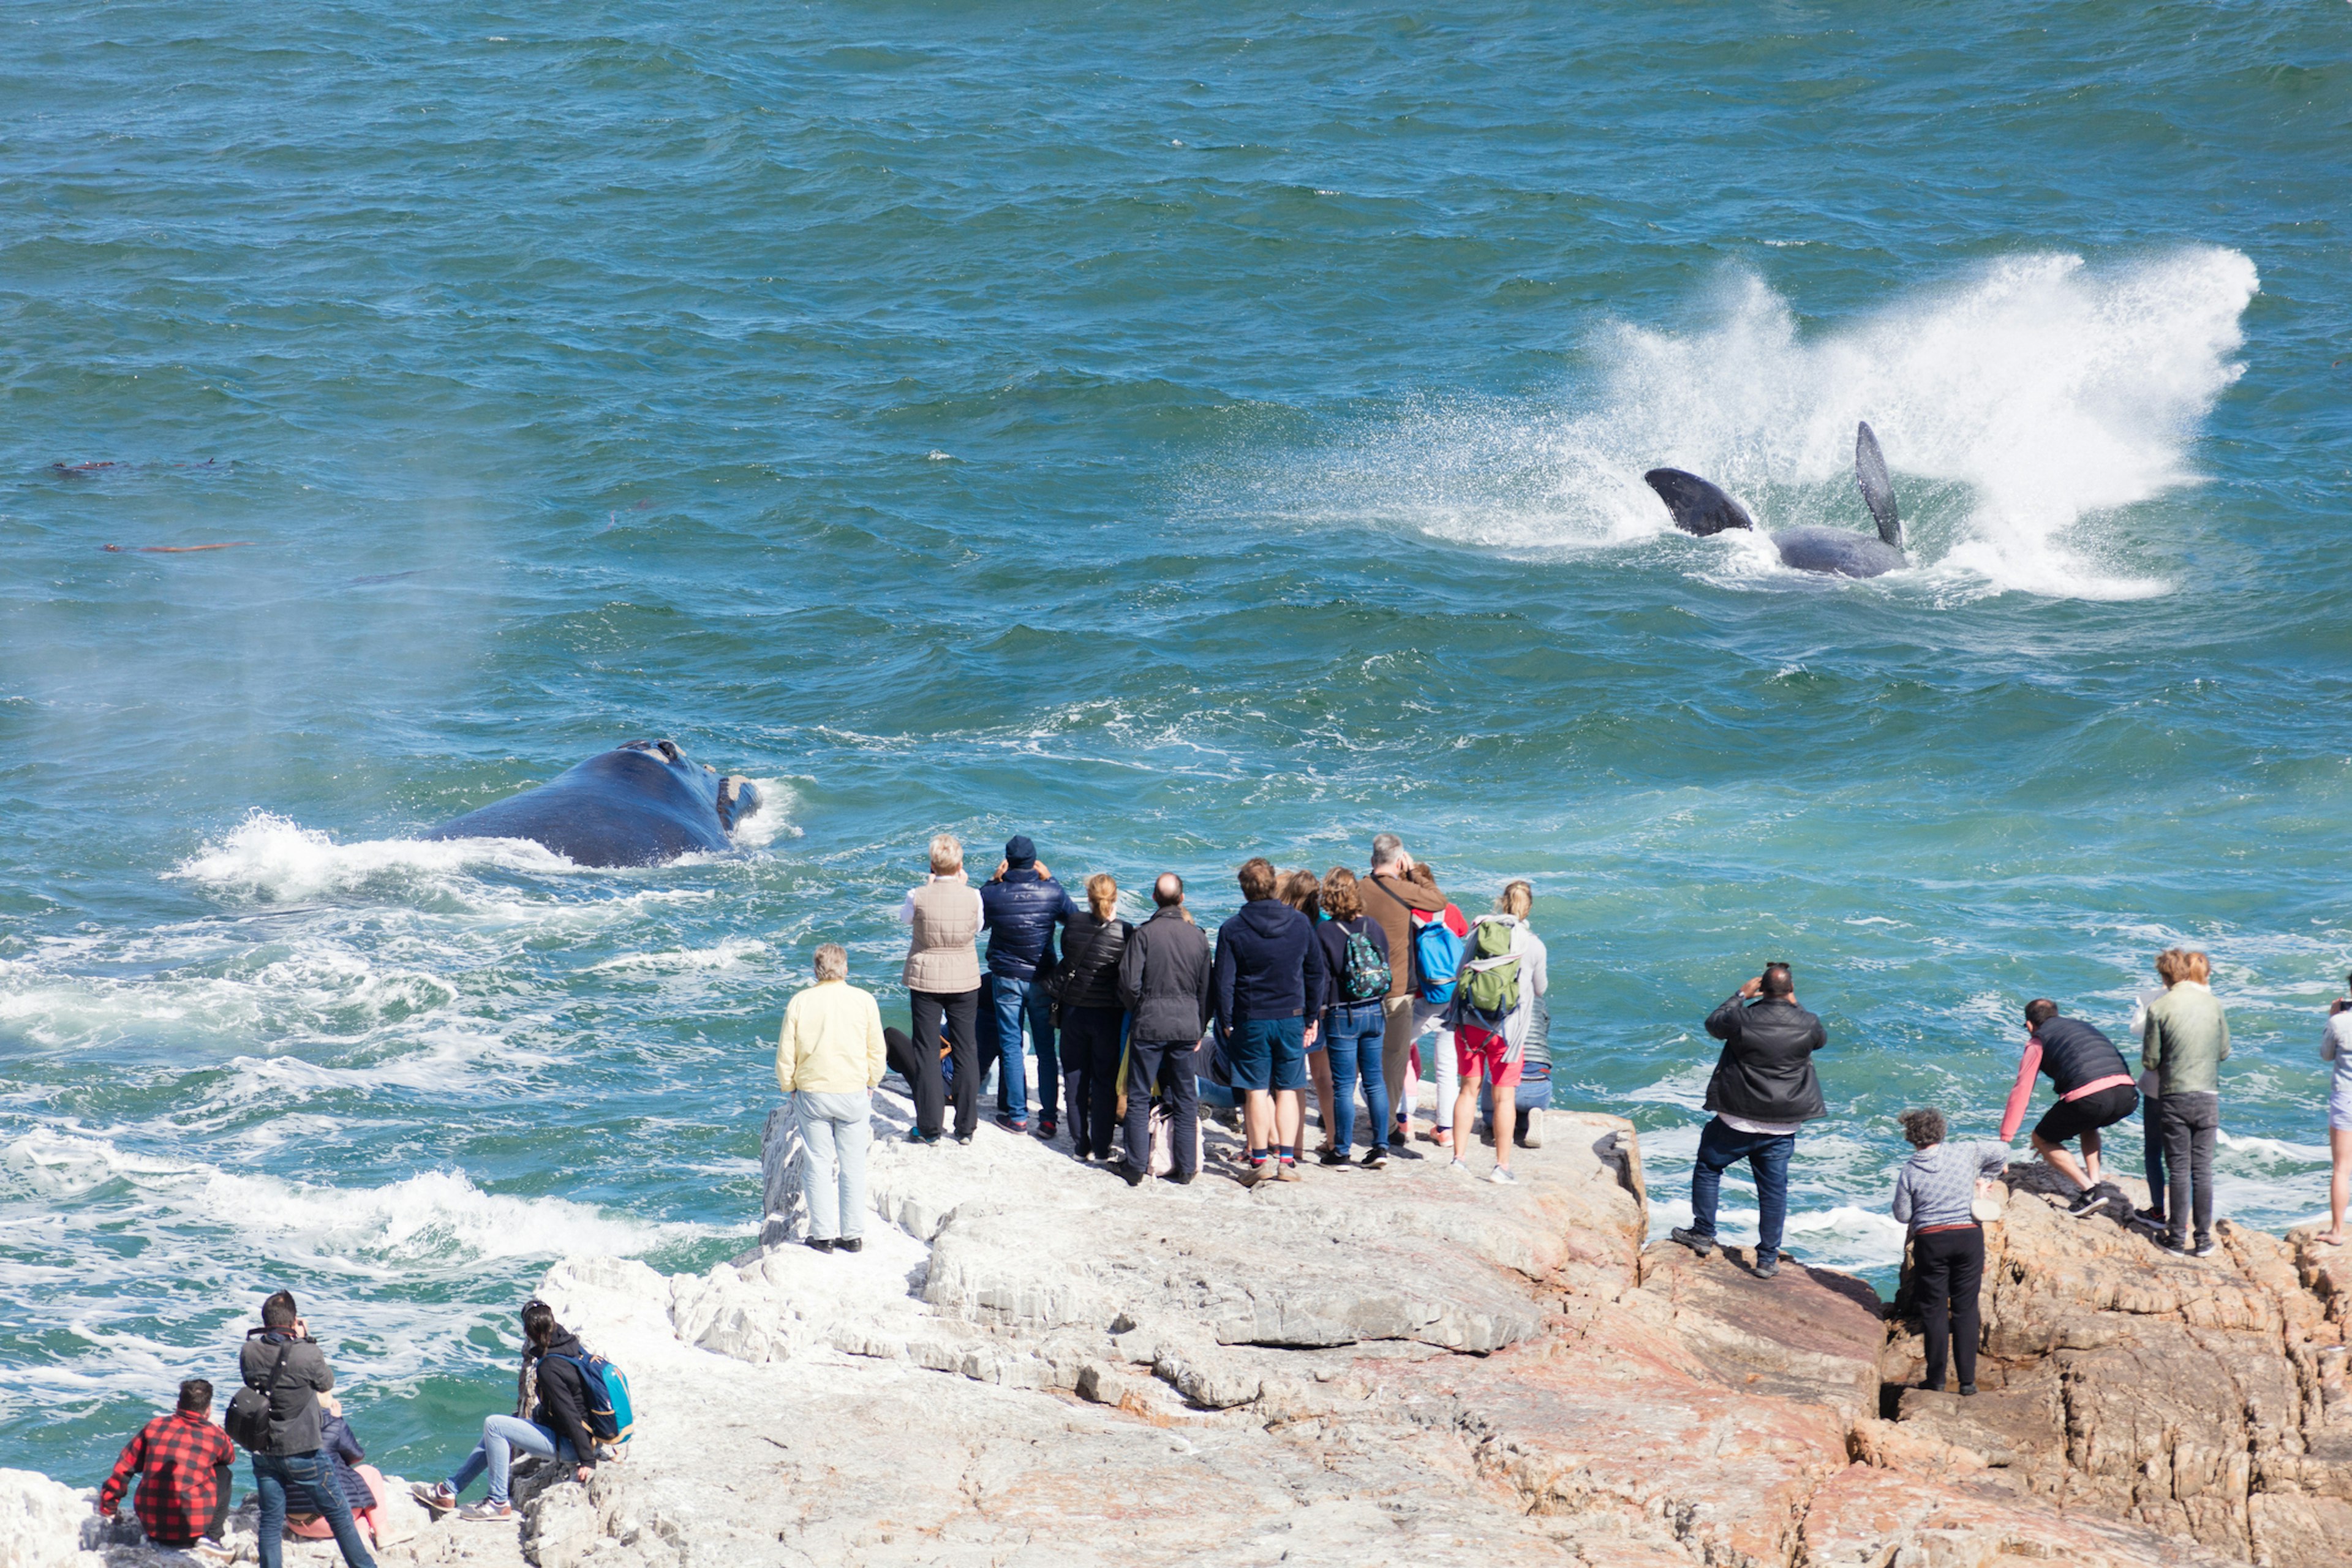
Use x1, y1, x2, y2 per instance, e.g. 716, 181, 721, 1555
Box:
1890, 1109, 2008, 1397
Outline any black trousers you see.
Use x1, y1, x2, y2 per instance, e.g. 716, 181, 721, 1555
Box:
907, 988, 980, 1139
2160, 1090, 2221, 1245
883, 1027, 942, 1137
1912, 1226, 1985, 1391
1121, 1039, 1200, 1177
1060, 1005, 1126, 1156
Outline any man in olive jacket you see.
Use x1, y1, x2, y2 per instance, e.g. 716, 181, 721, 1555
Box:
1669, 962, 1827, 1279
1117, 873, 1215, 1184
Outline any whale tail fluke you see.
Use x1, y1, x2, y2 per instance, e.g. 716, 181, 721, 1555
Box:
1854, 423, 1902, 548
1643, 468, 1755, 537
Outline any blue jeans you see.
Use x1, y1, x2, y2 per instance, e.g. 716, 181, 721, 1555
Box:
254, 1449, 377, 1568
1688, 1115, 1796, 1260
445, 1413, 578, 1507
1321, 1001, 1390, 1151
797, 1089, 872, 1241
990, 974, 1058, 1124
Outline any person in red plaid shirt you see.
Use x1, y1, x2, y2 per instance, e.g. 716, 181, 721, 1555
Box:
96, 1378, 237, 1559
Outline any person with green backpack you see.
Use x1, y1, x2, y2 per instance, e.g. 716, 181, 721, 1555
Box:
1314, 867, 1395, 1169
1444, 881, 1549, 1184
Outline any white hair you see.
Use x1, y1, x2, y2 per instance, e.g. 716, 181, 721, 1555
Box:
812, 944, 848, 982
928, 834, 963, 874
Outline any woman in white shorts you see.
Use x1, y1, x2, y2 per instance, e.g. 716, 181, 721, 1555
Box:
2320, 971, 2352, 1245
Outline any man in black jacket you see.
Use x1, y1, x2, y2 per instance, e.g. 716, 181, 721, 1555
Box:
1213, 857, 1328, 1185
979, 835, 1079, 1135
238, 1291, 377, 1568
1670, 963, 1826, 1279
1116, 873, 1215, 1185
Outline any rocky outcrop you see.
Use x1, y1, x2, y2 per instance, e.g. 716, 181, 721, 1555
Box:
1881, 1161, 2352, 1565
27, 1092, 2352, 1566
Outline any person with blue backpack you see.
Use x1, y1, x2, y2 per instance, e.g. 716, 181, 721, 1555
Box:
410, 1300, 629, 1523
1314, 867, 1394, 1169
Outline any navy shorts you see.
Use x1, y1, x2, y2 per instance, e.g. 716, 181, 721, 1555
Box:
1230, 1016, 1307, 1093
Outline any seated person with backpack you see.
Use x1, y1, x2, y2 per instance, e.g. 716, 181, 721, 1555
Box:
412, 1299, 625, 1523
96, 1378, 237, 1563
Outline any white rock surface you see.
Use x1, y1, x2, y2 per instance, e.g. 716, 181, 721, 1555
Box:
0, 1468, 103, 1568
21, 1081, 2291, 1567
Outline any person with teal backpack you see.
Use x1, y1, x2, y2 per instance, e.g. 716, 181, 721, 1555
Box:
1314, 867, 1395, 1169
409, 1300, 630, 1524
1443, 881, 1548, 1184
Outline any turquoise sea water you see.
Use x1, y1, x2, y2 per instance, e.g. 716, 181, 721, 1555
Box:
4, 1, 2348, 1487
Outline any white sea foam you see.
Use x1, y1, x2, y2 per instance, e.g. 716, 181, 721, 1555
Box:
586, 938, 770, 973
1279, 247, 2257, 600
173, 811, 579, 902
731, 777, 804, 846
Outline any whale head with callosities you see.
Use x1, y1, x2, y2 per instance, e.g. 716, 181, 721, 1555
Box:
427, 739, 761, 867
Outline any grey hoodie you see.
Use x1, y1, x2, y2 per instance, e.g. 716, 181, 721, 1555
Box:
1890, 1140, 2009, 1233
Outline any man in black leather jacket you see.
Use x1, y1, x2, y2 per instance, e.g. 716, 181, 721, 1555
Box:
979, 835, 1079, 1135
1115, 873, 1216, 1183
1670, 962, 1826, 1278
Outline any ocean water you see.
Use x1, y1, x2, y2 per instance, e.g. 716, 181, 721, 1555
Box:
4, 0, 2349, 1488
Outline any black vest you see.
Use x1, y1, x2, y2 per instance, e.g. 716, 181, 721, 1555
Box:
2032, 1016, 2128, 1096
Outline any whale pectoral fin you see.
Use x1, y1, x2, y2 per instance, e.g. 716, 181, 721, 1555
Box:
717, 775, 762, 833
1854, 422, 1902, 548
1643, 469, 1755, 537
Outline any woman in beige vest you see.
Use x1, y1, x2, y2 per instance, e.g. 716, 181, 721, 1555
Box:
894, 834, 985, 1143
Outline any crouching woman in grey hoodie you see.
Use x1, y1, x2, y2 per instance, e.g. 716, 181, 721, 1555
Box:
1890, 1109, 2008, 1396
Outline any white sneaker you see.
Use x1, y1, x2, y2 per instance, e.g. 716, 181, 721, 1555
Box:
1448, 1158, 1471, 1175
1485, 1166, 1518, 1185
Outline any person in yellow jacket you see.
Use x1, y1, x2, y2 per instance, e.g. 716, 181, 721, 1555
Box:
775, 944, 888, 1254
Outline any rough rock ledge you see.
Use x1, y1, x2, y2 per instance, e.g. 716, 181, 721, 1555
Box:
18, 1090, 2352, 1567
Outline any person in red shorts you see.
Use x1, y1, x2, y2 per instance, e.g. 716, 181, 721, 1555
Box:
1445, 881, 1549, 1184
97, 1378, 237, 1562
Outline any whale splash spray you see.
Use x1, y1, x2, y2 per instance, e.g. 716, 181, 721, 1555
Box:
1303, 247, 2258, 600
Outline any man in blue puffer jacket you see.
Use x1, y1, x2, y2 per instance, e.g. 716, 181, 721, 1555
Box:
980, 835, 1079, 1135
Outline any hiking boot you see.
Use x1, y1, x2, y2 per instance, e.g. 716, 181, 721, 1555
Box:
1669, 1226, 1716, 1257
1485, 1166, 1518, 1185
459, 1501, 514, 1523
2065, 1188, 2106, 1219
1359, 1145, 1387, 1170
835, 1237, 864, 1254
1318, 1147, 1351, 1167
1520, 1108, 1544, 1148
805, 1237, 835, 1254
410, 1481, 457, 1515
1751, 1252, 1781, 1279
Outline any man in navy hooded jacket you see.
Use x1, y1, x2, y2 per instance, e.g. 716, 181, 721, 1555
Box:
980, 835, 1079, 1134
1213, 856, 1327, 1185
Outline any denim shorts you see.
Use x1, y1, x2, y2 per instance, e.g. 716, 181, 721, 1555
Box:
1229, 1016, 1306, 1091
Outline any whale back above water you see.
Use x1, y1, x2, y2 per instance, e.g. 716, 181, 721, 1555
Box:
428, 740, 761, 867
1644, 421, 1910, 579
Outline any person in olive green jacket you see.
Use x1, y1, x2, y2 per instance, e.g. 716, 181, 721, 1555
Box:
2141, 947, 2230, 1256
777, 944, 888, 1254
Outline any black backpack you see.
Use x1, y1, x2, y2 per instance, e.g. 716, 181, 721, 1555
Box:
224, 1338, 290, 1450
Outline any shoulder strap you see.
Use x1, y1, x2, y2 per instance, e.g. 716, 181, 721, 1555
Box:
260, 1337, 293, 1396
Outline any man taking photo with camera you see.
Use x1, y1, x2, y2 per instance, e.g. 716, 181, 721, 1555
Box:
1670, 962, 1827, 1280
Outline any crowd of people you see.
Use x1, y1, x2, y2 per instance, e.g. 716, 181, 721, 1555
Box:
86, 831, 2352, 1547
